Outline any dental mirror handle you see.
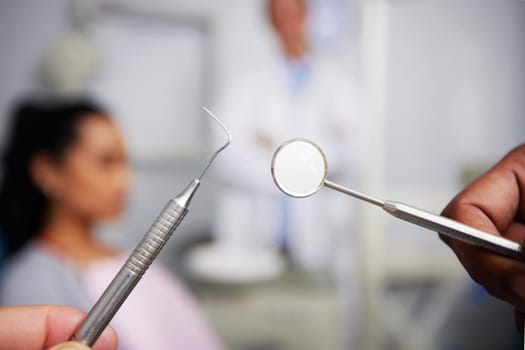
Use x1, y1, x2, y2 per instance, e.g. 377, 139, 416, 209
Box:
323, 180, 525, 261
382, 201, 525, 261
73, 179, 199, 346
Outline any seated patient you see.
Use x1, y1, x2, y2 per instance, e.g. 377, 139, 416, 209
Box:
0, 99, 223, 350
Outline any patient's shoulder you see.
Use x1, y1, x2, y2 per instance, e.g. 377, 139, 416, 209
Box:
0, 244, 88, 308
2, 243, 67, 278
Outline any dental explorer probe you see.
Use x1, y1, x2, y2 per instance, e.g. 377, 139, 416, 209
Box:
73, 107, 231, 347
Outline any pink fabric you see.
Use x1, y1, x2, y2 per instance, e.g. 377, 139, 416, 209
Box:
81, 256, 224, 350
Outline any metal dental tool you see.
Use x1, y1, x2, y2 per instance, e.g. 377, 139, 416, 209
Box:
271, 138, 525, 261
73, 107, 231, 347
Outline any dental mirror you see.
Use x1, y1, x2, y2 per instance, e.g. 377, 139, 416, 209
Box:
271, 138, 525, 262
271, 138, 327, 198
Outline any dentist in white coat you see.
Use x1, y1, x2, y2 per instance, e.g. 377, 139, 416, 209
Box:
213, 0, 365, 274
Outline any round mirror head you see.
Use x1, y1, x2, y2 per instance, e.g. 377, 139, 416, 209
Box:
271, 138, 327, 198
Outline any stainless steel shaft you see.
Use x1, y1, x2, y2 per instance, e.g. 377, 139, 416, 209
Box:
74, 179, 199, 346
322, 179, 525, 261
383, 201, 525, 261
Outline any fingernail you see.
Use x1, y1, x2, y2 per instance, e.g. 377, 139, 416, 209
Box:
47, 341, 91, 350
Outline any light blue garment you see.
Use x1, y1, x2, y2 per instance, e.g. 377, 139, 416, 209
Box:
286, 58, 310, 96
0, 244, 90, 310
278, 58, 311, 250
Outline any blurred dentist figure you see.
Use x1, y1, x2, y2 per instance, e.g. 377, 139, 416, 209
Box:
212, 1, 364, 345
213, 0, 364, 274
0, 98, 224, 350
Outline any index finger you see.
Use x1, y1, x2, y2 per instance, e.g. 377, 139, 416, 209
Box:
442, 144, 525, 244
440, 145, 525, 301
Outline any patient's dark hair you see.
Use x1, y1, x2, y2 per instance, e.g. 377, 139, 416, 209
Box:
0, 98, 106, 256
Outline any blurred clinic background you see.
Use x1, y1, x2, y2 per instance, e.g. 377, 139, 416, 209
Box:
1, 0, 525, 349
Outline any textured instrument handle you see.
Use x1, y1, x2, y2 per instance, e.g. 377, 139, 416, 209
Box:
75, 199, 188, 346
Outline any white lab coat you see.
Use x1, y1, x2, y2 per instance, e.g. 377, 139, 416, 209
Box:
212, 51, 365, 272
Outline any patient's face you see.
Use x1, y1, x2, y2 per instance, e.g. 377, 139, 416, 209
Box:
53, 115, 131, 222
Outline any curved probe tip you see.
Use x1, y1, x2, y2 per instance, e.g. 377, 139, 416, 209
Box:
199, 107, 232, 180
